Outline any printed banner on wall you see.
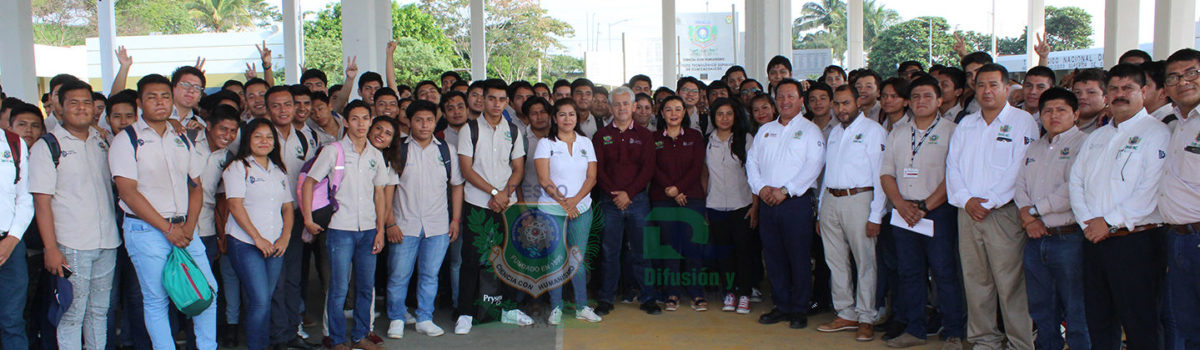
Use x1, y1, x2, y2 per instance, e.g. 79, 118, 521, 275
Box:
676, 12, 737, 81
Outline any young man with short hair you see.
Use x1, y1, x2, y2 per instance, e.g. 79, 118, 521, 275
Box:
1160, 47, 1200, 350
506, 81, 535, 131
1141, 60, 1176, 128
629, 74, 653, 96
190, 105, 241, 347
170, 66, 208, 141
850, 70, 883, 122
518, 97, 552, 203
357, 72, 384, 107
766, 56, 793, 92
571, 79, 600, 137
0, 97, 32, 350
946, 63, 1037, 350
1020, 66, 1056, 120
1070, 63, 1171, 350
244, 78, 271, 121
935, 67, 968, 121
1071, 69, 1108, 133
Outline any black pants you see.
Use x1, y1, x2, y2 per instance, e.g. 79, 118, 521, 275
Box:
270, 212, 307, 344
1083, 228, 1166, 350
455, 203, 518, 321
707, 206, 761, 296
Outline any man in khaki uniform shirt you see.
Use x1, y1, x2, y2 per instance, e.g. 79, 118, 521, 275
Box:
878, 76, 965, 348
1160, 48, 1200, 347
1014, 87, 1090, 350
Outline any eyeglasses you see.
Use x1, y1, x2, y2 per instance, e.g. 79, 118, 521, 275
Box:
740, 88, 762, 95
176, 81, 204, 93
1165, 68, 1200, 86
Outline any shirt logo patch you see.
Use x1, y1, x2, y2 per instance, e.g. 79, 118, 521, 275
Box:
174, 138, 185, 147
1130, 136, 1141, 145
1025, 157, 1035, 165
1059, 147, 1071, 159
929, 134, 939, 142
1160, 150, 1167, 159
504, 131, 513, 142
602, 135, 614, 145
369, 159, 378, 169
296, 146, 305, 159
853, 133, 864, 143
1000, 125, 1011, 133
1, 150, 10, 162
580, 149, 588, 157
654, 141, 664, 149
793, 131, 803, 139
248, 175, 262, 184
1024, 136, 1034, 145
1194, 132, 1200, 143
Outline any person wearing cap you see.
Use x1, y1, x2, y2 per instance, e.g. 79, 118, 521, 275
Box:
1069, 63, 1170, 350
29, 80, 120, 350
946, 63, 1037, 350
108, 74, 217, 350
1160, 48, 1200, 349
1015, 87, 1090, 350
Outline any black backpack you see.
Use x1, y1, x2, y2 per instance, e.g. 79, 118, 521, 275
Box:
465, 119, 526, 158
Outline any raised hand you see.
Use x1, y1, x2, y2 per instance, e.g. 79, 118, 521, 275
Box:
953, 32, 969, 57
256, 40, 273, 69
116, 46, 132, 67
245, 62, 258, 80
344, 56, 359, 80
1034, 32, 1051, 59
194, 57, 207, 74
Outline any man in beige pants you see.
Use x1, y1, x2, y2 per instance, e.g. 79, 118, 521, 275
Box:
945, 63, 1038, 349
815, 85, 888, 342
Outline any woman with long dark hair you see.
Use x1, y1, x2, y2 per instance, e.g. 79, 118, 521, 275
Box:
748, 92, 777, 135
223, 118, 294, 350
651, 96, 708, 311
704, 98, 762, 314
368, 116, 398, 151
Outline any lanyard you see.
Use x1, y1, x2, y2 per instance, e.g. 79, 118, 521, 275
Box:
910, 117, 941, 163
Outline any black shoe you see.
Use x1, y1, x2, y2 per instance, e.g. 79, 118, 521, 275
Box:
595, 301, 614, 316
284, 337, 316, 350
788, 313, 808, 329
881, 321, 906, 341
639, 301, 662, 315
759, 308, 789, 324
220, 324, 239, 348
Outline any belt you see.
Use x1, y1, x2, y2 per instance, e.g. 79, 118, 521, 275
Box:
1108, 223, 1163, 237
125, 213, 186, 224
1044, 225, 1078, 236
1170, 222, 1200, 235
827, 187, 873, 197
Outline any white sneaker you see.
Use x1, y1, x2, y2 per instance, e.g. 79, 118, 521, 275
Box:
501, 309, 534, 326
548, 307, 563, 325
722, 293, 736, 312
414, 321, 444, 337
297, 323, 310, 339
386, 320, 404, 339
405, 312, 417, 325
454, 315, 473, 335
575, 307, 602, 323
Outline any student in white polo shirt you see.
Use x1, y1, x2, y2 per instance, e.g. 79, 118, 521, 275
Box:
29, 80, 119, 349
301, 100, 389, 350
223, 118, 295, 350
0, 100, 32, 350
108, 74, 217, 350
381, 100, 464, 339
189, 105, 242, 346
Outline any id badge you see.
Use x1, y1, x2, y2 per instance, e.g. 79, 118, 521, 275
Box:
902, 168, 919, 178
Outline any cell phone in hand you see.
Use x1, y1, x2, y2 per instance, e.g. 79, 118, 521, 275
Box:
61, 265, 73, 279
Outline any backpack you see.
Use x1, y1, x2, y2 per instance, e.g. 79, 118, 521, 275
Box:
162, 247, 215, 317
123, 125, 196, 188
466, 119, 525, 158
295, 127, 318, 158
296, 141, 346, 213
5, 130, 21, 184
395, 136, 452, 180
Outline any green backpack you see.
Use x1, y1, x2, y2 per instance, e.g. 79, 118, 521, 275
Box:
162, 247, 215, 316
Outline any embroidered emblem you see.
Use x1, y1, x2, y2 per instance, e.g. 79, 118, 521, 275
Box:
1000, 125, 1011, 133
929, 134, 939, 142
174, 138, 185, 147
369, 159, 377, 169
1160, 150, 1167, 159
654, 141, 664, 149
602, 135, 613, 145
793, 131, 803, 139
1129, 136, 1141, 145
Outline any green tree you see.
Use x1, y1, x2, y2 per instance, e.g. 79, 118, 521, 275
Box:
540, 55, 584, 84
867, 17, 959, 75
419, 0, 574, 82
793, 0, 899, 63
993, 6, 1095, 55
116, 0, 202, 36
31, 0, 95, 46
186, 0, 279, 32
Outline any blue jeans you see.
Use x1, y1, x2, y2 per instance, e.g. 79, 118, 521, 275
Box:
219, 251, 241, 326
325, 229, 378, 345
598, 192, 656, 304
122, 217, 218, 350
1168, 229, 1200, 349
1024, 229, 1090, 350
551, 209, 594, 309
228, 238, 284, 350
0, 239, 28, 350
447, 235, 462, 309
387, 230, 450, 323
893, 204, 965, 339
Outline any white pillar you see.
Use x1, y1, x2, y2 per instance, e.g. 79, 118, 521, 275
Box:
341, 0, 388, 93
1155, 0, 1196, 59
98, 0, 116, 95
662, 0, 677, 88
282, 0, 300, 84
470, 0, 486, 80
1103, 0, 1139, 67
743, 0, 791, 83
1026, 0, 1045, 69
847, 0, 864, 69
0, 0, 36, 102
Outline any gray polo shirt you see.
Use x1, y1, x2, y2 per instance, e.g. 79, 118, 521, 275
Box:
458, 118, 526, 208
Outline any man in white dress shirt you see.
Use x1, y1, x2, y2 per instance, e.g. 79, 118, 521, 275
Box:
945, 63, 1037, 350
1069, 63, 1170, 350
1161, 48, 1200, 350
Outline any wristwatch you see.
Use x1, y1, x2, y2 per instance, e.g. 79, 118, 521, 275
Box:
1027, 206, 1041, 218
490, 188, 500, 196
914, 200, 928, 212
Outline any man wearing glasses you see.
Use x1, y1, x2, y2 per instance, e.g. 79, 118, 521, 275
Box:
896, 61, 924, 82
170, 66, 208, 142
1160, 48, 1200, 348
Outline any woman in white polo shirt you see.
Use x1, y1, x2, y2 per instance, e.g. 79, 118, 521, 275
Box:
223, 118, 295, 350
534, 99, 602, 324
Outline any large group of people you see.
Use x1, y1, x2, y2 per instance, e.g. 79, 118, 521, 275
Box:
0, 35, 1198, 350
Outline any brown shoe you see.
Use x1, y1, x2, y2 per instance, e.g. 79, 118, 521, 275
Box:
855, 323, 875, 341
351, 339, 381, 350
817, 317, 859, 332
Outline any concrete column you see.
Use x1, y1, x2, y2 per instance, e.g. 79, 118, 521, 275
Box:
1155, 0, 1196, 59
98, 0, 117, 95
847, 0, 864, 69
0, 0, 36, 102
341, 0, 389, 92
663, 0, 676, 88
470, 0, 486, 80
1026, 0, 1045, 68
283, 0, 300, 84
1103, 0, 1139, 67
743, 0, 791, 83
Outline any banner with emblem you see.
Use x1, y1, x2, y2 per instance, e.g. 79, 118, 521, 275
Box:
487, 203, 581, 297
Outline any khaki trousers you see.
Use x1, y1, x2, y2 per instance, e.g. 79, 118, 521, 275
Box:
958, 203, 1033, 350
818, 191, 878, 324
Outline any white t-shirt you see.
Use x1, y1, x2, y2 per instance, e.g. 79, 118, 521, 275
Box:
533, 135, 597, 213
223, 159, 293, 243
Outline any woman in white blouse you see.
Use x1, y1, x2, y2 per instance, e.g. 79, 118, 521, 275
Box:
223, 118, 295, 350
534, 99, 602, 324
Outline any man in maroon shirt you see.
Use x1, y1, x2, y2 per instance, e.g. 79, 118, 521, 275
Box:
592, 86, 662, 315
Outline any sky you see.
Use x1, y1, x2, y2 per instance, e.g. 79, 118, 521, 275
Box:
280, 0, 1195, 58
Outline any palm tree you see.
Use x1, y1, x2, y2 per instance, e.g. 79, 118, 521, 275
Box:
188, 0, 277, 32
793, 0, 900, 64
